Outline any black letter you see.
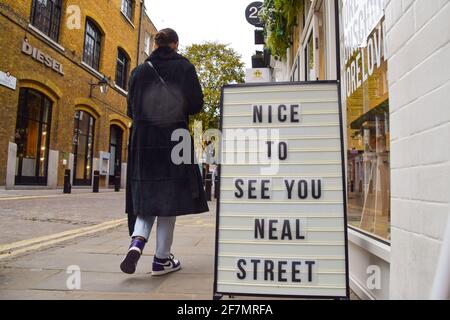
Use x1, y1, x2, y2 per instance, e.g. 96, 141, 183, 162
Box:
298, 180, 308, 199
248, 180, 257, 199
255, 219, 265, 239
296, 219, 305, 240
237, 259, 247, 280
278, 105, 287, 122
292, 261, 302, 283
278, 261, 288, 282
281, 220, 293, 240
268, 105, 273, 123
305, 261, 315, 282
264, 260, 274, 281
234, 179, 244, 198
253, 105, 262, 123
250, 259, 261, 280
269, 220, 278, 240
284, 180, 295, 199
266, 141, 274, 158
312, 179, 322, 199
291, 105, 300, 123
279, 142, 288, 160
261, 180, 271, 199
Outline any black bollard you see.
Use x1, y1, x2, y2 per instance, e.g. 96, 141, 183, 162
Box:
114, 172, 121, 192
205, 173, 212, 201
63, 169, 71, 194
93, 170, 100, 193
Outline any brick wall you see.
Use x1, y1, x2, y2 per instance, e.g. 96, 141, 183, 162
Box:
385, 0, 450, 299
0, 0, 142, 187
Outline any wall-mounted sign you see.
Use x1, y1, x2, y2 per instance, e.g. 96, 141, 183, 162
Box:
245, 68, 271, 83
0, 71, 17, 90
245, 2, 264, 28
22, 40, 65, 76
214, 82, 349, 299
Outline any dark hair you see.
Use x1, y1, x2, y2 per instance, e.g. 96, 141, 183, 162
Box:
155, 28, 179, 47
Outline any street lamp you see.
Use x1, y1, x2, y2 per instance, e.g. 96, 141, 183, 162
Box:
89, 77, 109, 97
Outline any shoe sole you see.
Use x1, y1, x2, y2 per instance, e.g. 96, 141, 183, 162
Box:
120, 250, 140, 274
152, 265, 181, 276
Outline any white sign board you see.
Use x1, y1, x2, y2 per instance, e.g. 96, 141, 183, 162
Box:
214, 82, 349, 299
0, 71, 17, 90
245, 68, 272, 83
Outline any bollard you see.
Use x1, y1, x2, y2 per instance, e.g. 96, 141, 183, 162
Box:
93, 170, 100, 193
205, 173, 212, 201
63, 169, 71, 194
114, 172, 121, 192
214, 175, 220, 199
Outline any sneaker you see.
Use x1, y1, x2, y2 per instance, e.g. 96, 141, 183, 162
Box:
152, 254, 181, 276
120, 237, 145, 274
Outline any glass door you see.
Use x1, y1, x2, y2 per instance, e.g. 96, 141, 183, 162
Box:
108, 125, 123, 186
73, 110, 95, 186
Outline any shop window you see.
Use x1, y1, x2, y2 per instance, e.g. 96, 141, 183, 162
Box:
121, 0, 134, 21
83, 19, 102, 71
30, 0, 62, 42
15, 88, 52, 185
73, 110, 95, 186
341, 0, 390, 241
116, 48, 130, 90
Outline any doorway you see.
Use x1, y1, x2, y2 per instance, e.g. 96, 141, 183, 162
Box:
109, 125, 123, 186
14, 88, 52, 186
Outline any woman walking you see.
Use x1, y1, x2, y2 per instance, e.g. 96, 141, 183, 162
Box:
121, 28, 209, 276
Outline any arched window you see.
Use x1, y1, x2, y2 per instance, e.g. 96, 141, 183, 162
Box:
15, 88, 52, 185
72, 110, 95, 186
83, 19, 102, 70
116, 48, 130, 90
30, 0, 62, 42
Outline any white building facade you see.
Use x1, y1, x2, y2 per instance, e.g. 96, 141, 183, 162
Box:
274, 0, 450, 299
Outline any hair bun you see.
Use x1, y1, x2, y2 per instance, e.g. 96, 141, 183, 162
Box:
155, 28, 179, 47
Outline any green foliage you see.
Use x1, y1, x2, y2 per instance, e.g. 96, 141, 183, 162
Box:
259, 0, 304, 60
182, 42, 245, 131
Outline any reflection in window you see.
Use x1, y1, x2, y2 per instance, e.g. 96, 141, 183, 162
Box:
305, 33, 315, 81
342, 6, 391, 241
30, 0, 62, 42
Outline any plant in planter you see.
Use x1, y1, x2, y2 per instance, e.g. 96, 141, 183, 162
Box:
259, 0, 304, 60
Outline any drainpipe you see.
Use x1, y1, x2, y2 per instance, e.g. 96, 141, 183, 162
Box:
136, 0, 145, 66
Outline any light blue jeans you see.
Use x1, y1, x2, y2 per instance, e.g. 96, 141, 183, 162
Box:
132, 215, 176, 259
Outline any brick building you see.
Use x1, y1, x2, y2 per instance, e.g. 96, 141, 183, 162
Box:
138, 6, 157, 64
0, 0, 157, 189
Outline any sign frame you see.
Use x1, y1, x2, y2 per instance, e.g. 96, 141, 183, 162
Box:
213, 80, 350, 300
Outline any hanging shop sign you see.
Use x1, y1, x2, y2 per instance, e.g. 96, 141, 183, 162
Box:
0, 71, 17, 90
245, 2, 264, 28
214, 82, 349, 299
21, 40, 65, 76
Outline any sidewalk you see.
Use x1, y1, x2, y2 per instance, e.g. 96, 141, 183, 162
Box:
0, 209, 216, 300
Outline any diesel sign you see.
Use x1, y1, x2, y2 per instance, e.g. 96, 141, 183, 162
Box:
22, 40, 64, 76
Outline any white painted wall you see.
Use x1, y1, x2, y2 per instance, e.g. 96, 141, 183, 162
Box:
385, 0, 450, 299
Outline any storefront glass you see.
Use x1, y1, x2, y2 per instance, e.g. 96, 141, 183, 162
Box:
73, 110, 95, 185
340, 0, 391, 241
15, 88, 52, 185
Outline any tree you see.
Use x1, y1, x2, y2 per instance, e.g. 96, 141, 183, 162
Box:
182, 42, 245, 131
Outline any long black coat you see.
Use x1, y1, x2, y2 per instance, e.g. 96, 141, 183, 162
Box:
126, 47, 209, 234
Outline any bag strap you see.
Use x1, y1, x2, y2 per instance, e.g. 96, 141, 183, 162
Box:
147, 61, 166, 85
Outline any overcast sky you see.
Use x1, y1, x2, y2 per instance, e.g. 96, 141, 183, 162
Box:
144, 0, 261, 68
